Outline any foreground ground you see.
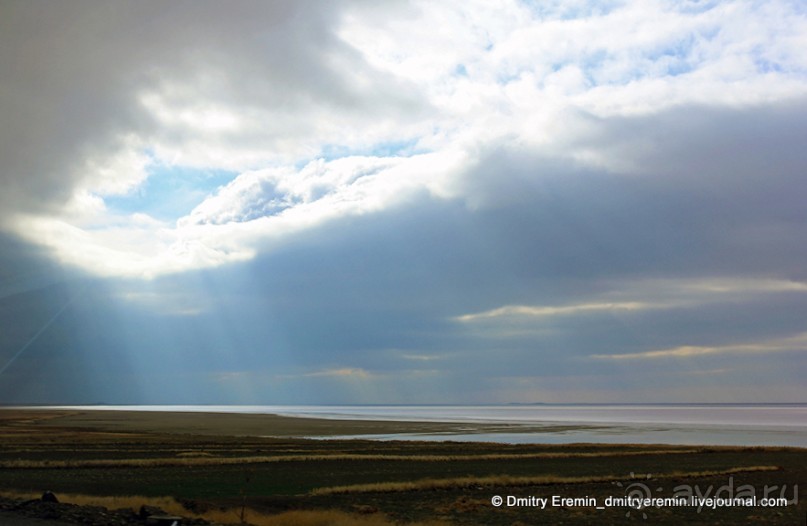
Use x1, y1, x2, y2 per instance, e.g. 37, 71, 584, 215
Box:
0, 408, 805, 525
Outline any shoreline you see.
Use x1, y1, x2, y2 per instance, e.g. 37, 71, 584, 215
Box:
1, 407, 606, 438
2, 407, 806, 448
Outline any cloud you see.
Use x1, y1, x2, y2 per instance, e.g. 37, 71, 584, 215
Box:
1, 1, 807, 404
0, 0, 430, 273
3, 0, 806, 280
181, 151, 463, 228
298, 368, 374, 380
593, 332, 807, 360
455, 278, 807, 323
399, 353, 450, 363
455, 302, 651, 322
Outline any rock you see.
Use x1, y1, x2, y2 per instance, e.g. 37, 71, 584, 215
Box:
146, 515, 184, 525
140, 504, 168, 519
41, 491, 59, 503
0, 495, 214, 525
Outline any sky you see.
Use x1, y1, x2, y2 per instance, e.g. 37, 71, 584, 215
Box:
1, 0, 806, 405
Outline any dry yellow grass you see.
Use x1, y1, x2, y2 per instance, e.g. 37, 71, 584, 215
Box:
0, 448, 702, 470
311, 465, 781, 495
204, 509, 450, 526
176, 451, 216, 458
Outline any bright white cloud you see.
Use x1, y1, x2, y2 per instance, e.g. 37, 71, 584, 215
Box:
184, 150, 465, 225
11, 149, 466, 278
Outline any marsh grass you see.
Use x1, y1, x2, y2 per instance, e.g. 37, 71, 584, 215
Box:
311, 465, 781, 495
0, 448, 703, 469
234, 510, 450, 526
2, 410, 803, 525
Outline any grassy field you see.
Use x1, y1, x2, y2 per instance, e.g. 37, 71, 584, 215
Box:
1, 409, 805, 525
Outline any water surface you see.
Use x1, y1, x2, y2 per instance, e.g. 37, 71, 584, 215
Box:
46, 404, 807, 447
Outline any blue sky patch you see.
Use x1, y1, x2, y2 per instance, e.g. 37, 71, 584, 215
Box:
104, 162, 238, 221
319, 138, 425, 162
519, 0, 620, 20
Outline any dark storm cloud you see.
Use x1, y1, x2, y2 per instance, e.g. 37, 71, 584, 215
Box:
460, 98, 807, 281
0, 0, 421, 216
